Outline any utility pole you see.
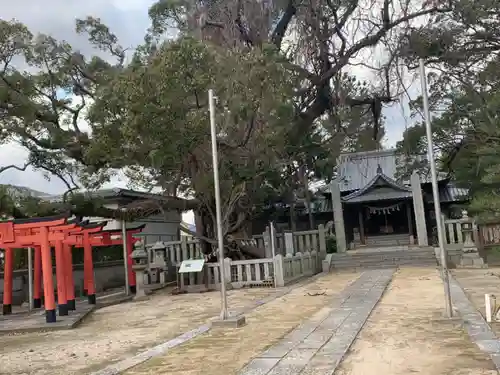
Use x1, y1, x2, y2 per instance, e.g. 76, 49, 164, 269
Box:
209, 89, 229, 320
419, 59, 453, 318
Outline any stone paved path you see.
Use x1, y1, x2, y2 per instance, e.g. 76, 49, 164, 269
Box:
239, 269, 394, 375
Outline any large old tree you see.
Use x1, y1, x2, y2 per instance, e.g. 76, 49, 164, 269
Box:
396, 0, 500, 219
0, 1, 458, 256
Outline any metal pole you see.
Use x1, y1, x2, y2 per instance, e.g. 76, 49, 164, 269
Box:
270, 222, 277, 289
419, 59, 453, 318
28, 247, 33, 311
209, 89, 229, 320
122, 220, 130, 296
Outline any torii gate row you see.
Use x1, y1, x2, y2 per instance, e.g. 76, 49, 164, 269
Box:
22, 221, 145, 310
0, 215, 145, 323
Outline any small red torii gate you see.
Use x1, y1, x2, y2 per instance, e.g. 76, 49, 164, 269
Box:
0, 215, 144, 323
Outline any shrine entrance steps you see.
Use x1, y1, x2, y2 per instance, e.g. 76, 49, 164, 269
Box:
330, 245, 437, 270
354, 233, 411, 248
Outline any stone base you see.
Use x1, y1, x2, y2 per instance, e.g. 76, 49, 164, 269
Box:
431, 310, 462, 322
133, 294, 149, 302
458, 252, 487, 268
211, 314, 246, 329
184, 285, 211, 293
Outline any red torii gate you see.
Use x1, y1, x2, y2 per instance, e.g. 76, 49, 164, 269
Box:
1, 215, 145, 323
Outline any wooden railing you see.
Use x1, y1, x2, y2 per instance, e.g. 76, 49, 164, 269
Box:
478, 222, 500, 248
140, 222, 331, 268
230, 259, 274, 288
177, 252, 322, 290
443, 218, 467, 250
282, 251, 321, 285
442, 213, 500, 250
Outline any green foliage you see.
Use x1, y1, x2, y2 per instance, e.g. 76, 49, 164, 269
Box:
397, 0, 500, 219
85, 36, 299, 234
0, 2, 460, 240
326, 235, 337, 254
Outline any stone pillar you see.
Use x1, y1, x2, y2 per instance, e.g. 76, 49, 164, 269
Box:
318, 224, 327, 261
263, 226, 273, 258
134, 269, 147, 299
223, 258, 232, 283
411, 171, 428, 246
330, 180, 347, 252
273, 254, 285, 287
284, 231, 294, 257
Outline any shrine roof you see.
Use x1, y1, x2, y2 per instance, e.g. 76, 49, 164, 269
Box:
100, 223, 146, 233
11, 213, 69, 224
335, 149, 447, 193
342, 168, 412, 203
46, 188, 168, 203
80, 221, 108, 229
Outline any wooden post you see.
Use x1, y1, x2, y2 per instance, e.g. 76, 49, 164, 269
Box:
284, 231, 294, 257
40, 227, 57, 323
181, 236, 188, 261
54, 240, 68, 316
318, 224, 327, 257
64, 244, 76, 311
127, 232, 136, 293
358, 210, 365, 245
2, 247, 13, 315
33, 245, 42, 308
263, 226, 272, 258
406, 201, 414, 237
83, 233, 96, 304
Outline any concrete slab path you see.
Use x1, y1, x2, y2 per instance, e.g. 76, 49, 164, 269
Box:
238, 269, 394, 375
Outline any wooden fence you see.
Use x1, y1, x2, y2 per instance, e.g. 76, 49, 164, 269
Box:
443, 214, 500, 250
178, 251, 322, 290
140, 222, 332, 268
253, 221, 333, 256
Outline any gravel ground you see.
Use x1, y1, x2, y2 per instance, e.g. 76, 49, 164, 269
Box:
121, 271, 361, 375
0, 286, 278, 375
336, 267, 497, 375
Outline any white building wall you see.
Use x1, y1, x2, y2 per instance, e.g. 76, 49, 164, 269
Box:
84, 203, 181, 244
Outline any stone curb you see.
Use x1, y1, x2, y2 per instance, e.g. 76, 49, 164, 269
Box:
449, 274, 500, 371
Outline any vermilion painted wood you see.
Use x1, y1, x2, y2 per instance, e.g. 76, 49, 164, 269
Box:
0, 216, 145, 321
2, 247, 13, 315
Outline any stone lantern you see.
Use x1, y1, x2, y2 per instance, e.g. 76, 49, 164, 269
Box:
460, 210, 475, 249
130, 241, 149, 299
151, 241, 168, 284
459, 210, 485, 268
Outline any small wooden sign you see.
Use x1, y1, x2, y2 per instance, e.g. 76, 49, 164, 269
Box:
179, 259, 205, 273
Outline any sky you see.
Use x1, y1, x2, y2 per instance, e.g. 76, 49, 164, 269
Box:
0, 0, 419, 201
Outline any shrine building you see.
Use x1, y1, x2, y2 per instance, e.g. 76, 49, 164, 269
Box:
328, 149, 468, 251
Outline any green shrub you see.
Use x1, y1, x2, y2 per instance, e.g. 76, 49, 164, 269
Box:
326, 235, 337, 253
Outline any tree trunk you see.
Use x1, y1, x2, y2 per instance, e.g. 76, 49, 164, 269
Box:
194, 209, 213, 257
300, 166, 315, 230
290, 202, 297, 231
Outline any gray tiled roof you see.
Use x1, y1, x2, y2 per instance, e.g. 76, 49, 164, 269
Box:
342, 171, 412, 203
301, 181, 468, 214
436, 184, 469, 203
336, 149, 402, 192
45, 188, 166, 203
335, 149, 446, 192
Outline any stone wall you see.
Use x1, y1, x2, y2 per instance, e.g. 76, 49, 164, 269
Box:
0, 261, 126, 306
